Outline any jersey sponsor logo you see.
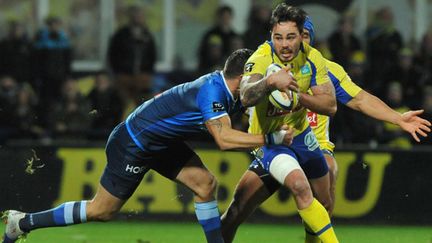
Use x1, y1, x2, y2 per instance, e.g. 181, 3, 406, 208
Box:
244, 62, 255, 72
266, 102, 290, 117
212, 102, 225, 112
125, 164, 147, 174
304, 131, 319, 151
300, 65, 311, 75
307, 111, 318, 127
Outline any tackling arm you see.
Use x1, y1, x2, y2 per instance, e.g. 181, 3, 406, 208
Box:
347, 90, 431, 142
299, 82, 337, 116
205, 115, 294, 150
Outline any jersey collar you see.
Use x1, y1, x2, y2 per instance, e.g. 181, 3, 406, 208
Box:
220, 71, 236, 102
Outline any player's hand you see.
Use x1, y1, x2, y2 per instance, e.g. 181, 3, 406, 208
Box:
265, 125, 295, 146
267, 67, 299, 99
280, 125, 295, 146
397, 110, 431, 142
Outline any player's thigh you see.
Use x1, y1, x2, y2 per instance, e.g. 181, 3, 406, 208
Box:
101, 122, 149, 200
323, 151, 338, 179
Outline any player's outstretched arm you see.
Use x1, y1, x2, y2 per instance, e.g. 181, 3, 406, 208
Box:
240, 68, 299, 107
205, 115, 294, 150
299, 82, 337, 116
346, 90, 431, 142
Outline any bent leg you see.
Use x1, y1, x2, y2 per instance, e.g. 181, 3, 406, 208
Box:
324, 153, 338, 213
270, 154, 338, 243
86, 184, 126, 222
221, 170, 277, 243
176, 154, 222, 243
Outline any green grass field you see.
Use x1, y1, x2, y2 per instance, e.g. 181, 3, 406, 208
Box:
1, 221, 431, 243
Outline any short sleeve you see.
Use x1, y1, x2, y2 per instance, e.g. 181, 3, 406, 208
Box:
196, 82, 229, 122
243, 44, 273, 77
307, 48, 330, 87
327, 61, 363, 104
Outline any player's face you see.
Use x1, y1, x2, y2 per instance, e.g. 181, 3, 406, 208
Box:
271, 21, 303, 62
302, 29, 311, 45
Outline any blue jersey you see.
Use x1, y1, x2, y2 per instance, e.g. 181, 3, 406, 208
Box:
125, 71, 242, 152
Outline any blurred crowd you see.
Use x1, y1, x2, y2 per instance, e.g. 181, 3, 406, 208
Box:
0, 4, 431, 147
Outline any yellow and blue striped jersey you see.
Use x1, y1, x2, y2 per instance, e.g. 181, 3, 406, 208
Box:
307, 59, 363, 152
245, 41, 330, 136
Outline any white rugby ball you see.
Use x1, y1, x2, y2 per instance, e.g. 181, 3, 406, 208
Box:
265, 63, 297, 111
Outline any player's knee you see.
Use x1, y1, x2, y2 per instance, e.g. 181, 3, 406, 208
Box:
195, 174, 218, 200
290, 178, 311, 198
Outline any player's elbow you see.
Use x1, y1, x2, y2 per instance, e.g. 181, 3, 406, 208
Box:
240, 95, 253, 108
216, 140, 231, 151
328, 104, 337, 117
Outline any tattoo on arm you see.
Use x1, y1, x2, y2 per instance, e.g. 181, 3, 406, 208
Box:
240, 74, 269, 107
311, 82, 335, 96
206, 119, 223, 134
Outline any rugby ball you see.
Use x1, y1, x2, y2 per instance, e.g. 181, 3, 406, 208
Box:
265, 63, 298, 111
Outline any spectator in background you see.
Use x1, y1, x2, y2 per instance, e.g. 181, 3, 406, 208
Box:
87, 71, 123, 139
107, 5, 156, 105
328, 15, 361, 68
243, 5, 271, 50
421, 86, 432, 145
384, 47, 424, 108
198, 35, 225, 74
15, 83, 43, 139
48, 78, 91, 139
198, 5, 238, 74
366, 7, 403, 91
346, 50, 367, 88
0, 76, 20, 143
0, 20, 32, 84
376, 82, 411, 148
414, 30, 432, 85
33, 16, 72, 128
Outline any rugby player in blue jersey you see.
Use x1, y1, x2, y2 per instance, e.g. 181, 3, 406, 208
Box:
2, 49, 296, 243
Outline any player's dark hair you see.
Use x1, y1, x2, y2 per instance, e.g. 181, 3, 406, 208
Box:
270, 3, 307, 34
223, 48, 253, 79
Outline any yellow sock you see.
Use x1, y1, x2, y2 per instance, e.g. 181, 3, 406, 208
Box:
304, 223, 321, 243
298, 198, 338, 243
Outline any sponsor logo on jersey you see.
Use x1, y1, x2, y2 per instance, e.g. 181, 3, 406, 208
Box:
244, 62, 255, 72
266, 102, 290, 117
212, 102, 225, 112
307, 111, 318, 127
300, 65, 311, 75
304, 131, 320, 151
125, 164, 147, 174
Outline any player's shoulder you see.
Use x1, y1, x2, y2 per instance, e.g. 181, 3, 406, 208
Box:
325, 59, 346, 75
244, 41, 273, 75
324, 58, 349, 82
302, 42, 324, 62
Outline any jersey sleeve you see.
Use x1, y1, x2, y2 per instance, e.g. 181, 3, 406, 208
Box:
326, 61, 363, 104
243, 45, 273, 77
196, 82, 229, 122
307, 48, 330, 87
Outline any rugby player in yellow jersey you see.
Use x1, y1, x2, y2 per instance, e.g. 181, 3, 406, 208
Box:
301, 16, 431, 243
221, 4, 339, 243
220, 13, 432, 243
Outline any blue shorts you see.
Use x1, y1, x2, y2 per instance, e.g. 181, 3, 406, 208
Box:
250, 127, 328, 181
100, 122, 196, 200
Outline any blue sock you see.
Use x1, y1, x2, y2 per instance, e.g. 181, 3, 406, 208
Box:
194, 200, 224, 243
19, 201, 88, 232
